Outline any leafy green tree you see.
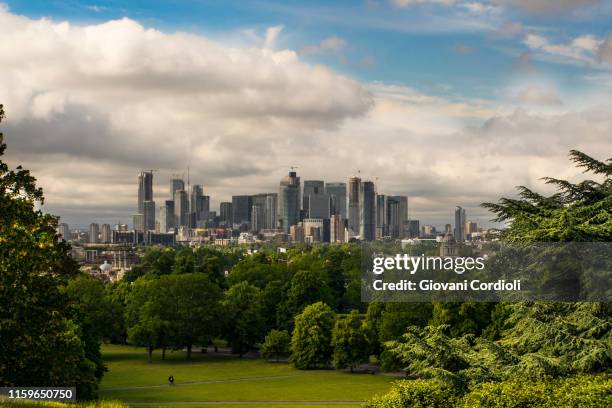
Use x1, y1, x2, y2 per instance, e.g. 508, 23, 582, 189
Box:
290, 302, 336, 369
104, 281, 130, 343
286, 269, 333, 316
362, 302, 385, 356
430, 302, 493, 338
0, 105, 99, 398
221, 282, 265, 357
261, 329, 291, 362
379, 302, 433, 342
332, 310, 369, 371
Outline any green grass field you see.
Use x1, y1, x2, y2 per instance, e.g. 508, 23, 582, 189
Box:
99, 345, 395, 408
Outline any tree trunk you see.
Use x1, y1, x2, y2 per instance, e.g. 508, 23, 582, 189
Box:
162, 347, 166, 360
147, 345, 153, 364
187, 344, 192, 359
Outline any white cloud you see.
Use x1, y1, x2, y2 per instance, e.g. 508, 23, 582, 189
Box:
264, 25, 284, 49
512, 86, 562, 105
391, 0, 455, 7
523, 33, 603, 65
301, 36, 347, 55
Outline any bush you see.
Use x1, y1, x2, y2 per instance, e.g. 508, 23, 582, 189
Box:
261, 329, 290, 362
365, 379, 459, 408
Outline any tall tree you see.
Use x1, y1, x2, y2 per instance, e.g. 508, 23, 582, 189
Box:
0, 105, 99, 398
290, 302, 336, 369
332, 310, 370, 372
221, 282, 265, 357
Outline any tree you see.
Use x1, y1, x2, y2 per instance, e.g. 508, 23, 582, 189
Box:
332, 310, 370, 371
261, 329, 291, 362
286, 269, 333, 316
0, 104, 99, 398
362, 302, 385, 356
379, 302, 433, 343
221, 282, 265, 357
290, 302, 336, 369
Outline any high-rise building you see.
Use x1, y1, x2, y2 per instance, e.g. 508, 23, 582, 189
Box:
306, 195, 331, 219
189, 185, 209, 227
302, 180, 325, 217
143, 200, 156, 231
265, 193, 278, 230
160, 200, 175, 233
174, 189, 189, 227
330, 214, 345, 243
465, 221, 478, 240
454, 206, 466, 242
101, 224, 111, 243
347, 176, 361, 237
406, 219, 420, 238
290, 223, 304, 243
303, 218, 324, 243
251, 204, 264, 232
359, 180, 376, 241
278, 171, 300, 233
325, 182, 347, 219
220, 202, 233, 227
57, 223, 71, 241
138, 171, 154, 214
376, 194, 388, 238
170, 178, 184, 199
232, 195, 252, 227
88, 223, 99, 243
133, 214, 145, 232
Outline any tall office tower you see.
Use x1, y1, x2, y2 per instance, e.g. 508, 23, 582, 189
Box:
220, 202, 233, 227
57, 223, 71, 240
454, 206, 466, 242
359, 180, 376, 241
137, 171, 154, 214
330, 214, 345, 243
465, 221, 478, 240
232, 195, 253, 227
326, 182, 347, 219
101, 224, 111, 243
278, 171, 301, 233
302, 180, 324, 215
174, 189, 189, 227
306, 195, 331, 219
445, 223, 452, 234
88, 223, 100, 243
160, 200, 175, 233
303, 218, 324, 243
407, 219, 420, 238
265, 193, 278, 230
251, 204, 264, 232
143, 200, 156, 231
347, 176, 361, 237
197, 195, 210, 226
376, 194, 388, 238
189, 185, 209, 226
170, 177, 184, 199
133, 214, 145, 232
388, 196, 408, 238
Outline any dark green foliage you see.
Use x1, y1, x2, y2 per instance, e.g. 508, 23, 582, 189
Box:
365, 379, 459, 408
0, 105, 99, 398
430, 302, 494, 338
379, 303, 433, 343
261, 329, 291, 362
221, 282, 265, 356
290, 302, 336, 369
332, 310, 369, 371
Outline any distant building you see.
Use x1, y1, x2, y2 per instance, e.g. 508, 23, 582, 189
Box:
265, 193, 278, 230
303, 180, 328, 219
376, 194, 388, 239
303, 218, 324, 243
406, 219, 420, 239
278, 171, 301, 233
290, 223, 304, 243
347, 176, 361, 237
174, 189, 189, 227
359, 180, 376, 241
220, 202, 233, 227
388, 196, 408, 238
251, 204, 264, 232
170, 178, 184, 198
143, 200, 156, 231
101, 224, 111, 243
325, 182, 347, 219
330, 214, 346, 243
133, 214, 145, 232
159, 200, 175, 233
454, 206, 466, 242
232, 195, 253, 228
58, 223, 71, 241
137, 171, 153, 214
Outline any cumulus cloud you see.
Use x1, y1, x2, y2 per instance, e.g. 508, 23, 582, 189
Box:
512, 86, 562, 105
524, 33, 603, 65
0, 6, 610, 228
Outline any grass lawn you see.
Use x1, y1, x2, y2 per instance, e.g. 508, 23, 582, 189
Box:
99, 345, 395, 407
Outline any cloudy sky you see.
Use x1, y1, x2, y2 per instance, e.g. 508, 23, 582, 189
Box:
1, 0, 611, 228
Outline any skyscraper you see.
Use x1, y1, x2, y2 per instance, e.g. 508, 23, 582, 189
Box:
388, 195, 408, 238
325, 182, 347, 219
57, 223, 71, 241
376, 194, 388, 238
330, 214, 345, 243
302, 180, 325, 217
170, 177, 184, 199
232, 195, 253, 227
251, 204, 264, 232
278, 171, 300, 233
359, 180, 376, 241
220, 202, 233, 227
88, 223, 99, 243
160, 200, 175, 233
143, 200, 156, 231
174, 189, 189, 227
138, 171, 154, 214
454, 206, 466, 242
347, 176, 361, 237
101, 224, 111, 243
265, 193, 278, 230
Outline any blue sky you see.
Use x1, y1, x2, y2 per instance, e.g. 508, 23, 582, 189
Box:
6, 0, 612, 101
1, 0, 611, 227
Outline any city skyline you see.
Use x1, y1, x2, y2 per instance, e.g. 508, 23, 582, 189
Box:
1, 1, 611, 228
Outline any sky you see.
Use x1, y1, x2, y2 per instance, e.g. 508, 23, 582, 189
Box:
1, 0, 611, 228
